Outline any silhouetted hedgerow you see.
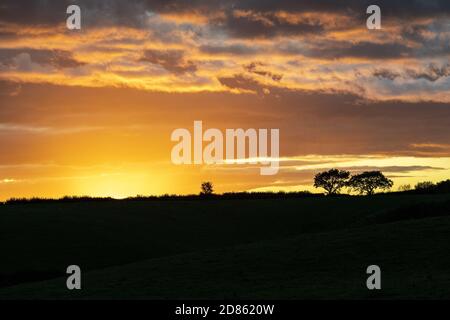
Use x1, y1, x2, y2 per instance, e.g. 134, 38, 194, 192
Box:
4, 196, 115, 205
3, 178, 449, 205
3, 191, 320, 205
407, 179, 450, 195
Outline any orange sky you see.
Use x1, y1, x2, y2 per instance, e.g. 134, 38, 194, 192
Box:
0, 1, 449, 199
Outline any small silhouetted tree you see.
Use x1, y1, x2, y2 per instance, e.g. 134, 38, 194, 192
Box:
398, 184, 411, 192
200, 181, 214, 195
313, 169, 350, 195
348, 171, 393, 195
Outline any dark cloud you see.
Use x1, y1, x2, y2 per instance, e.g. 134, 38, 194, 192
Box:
225, 0, 450, 18
1, 1, 449, 28
373, 69, 400, 80
278, 39, 419, 60
217, 74, 269, 94
303, 41, 413, 60
401, 24, 429, 43
0, 48, 85, 69
410, 143, 450, 155
0, 0, 68, 26
406, 63, 450, 82
1, 0, 448, 68
373, 64, 450, 82
335, 165, 444, 173
199, 44, 260, 56
215, 10, 325, 39
139, 49, 197, 74
0, 0, 149, 28
243, 62, 283, 81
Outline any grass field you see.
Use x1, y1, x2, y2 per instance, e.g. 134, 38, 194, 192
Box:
1, 193, 450, 299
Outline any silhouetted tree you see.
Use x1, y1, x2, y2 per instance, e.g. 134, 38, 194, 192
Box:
436, 180, 450, 193
200, 181, 214, 195
398, 184, 411, 192
348, 171, 393, 195
313, 169, 350, 195
415, 181, 435, 192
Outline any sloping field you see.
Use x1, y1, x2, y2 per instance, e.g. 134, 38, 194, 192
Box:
1, 194, 449, 299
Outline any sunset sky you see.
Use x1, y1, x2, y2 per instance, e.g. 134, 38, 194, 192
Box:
0, 0, 449, 199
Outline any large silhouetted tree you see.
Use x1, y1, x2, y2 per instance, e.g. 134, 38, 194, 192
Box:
313, 169, 350, 195
348, 171, 393, 195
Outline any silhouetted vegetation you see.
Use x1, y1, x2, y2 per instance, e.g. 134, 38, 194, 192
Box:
398, 184, 411, 192
3, 191, 319, 205
437, 180, 450, 192
3, 177, 450, 205
411, 179, 450, 194
4, 196, 115, 205
347, 171, 393, 195
313, 169, 396, 195
313, 169, 350, 195
200, 181, 214, 195
415, 181, 435, 192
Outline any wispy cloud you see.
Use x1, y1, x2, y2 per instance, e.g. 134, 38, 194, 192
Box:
0, 123, 104, 135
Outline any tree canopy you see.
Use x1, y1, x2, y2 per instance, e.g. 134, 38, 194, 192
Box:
313, 169, 350, 195
200, 181, 214, 195
347, 171, 393, 195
